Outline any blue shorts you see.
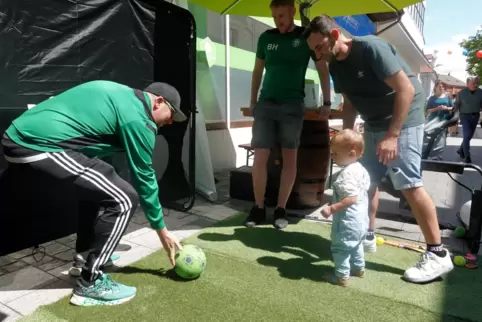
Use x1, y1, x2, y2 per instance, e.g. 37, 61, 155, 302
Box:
251, 100, 304, 149
360, 124, 424, 191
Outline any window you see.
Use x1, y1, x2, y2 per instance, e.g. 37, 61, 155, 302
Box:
228, 16, 271, 122
406, 2, 425, 38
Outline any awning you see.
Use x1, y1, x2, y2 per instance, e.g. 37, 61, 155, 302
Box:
187, 0, 424, 18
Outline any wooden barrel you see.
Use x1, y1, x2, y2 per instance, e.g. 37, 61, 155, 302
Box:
288, 120, 331, 209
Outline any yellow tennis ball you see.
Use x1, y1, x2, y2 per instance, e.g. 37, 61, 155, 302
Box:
453, 255, 466, 266
376, 237, 385, 245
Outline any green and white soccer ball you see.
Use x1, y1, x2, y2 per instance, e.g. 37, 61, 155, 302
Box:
174, 244, 206, 279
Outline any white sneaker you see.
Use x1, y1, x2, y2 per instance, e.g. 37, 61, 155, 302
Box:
403, 250, 454, 283
363, 235, 377, 253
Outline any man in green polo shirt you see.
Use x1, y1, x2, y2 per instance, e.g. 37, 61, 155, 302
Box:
1, 80, 185, 306
304, 15, 454, 284
245, 0, 331, 230
455, 76, 482, 163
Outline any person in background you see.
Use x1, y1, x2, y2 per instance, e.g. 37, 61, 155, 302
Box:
245, 0, 331, 230
426, 80, 453, 121
448, 94, 459, 136
455, 76, 482, 163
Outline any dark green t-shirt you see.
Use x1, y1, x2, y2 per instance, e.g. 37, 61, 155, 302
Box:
257, 26, 317, 103
456, 88, 482, 114
329, 35, 425, 132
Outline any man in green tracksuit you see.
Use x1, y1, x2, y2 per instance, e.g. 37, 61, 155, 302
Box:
1, 80, 186, 306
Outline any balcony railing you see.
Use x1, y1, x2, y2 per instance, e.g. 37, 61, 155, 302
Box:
406, 2, 425, 39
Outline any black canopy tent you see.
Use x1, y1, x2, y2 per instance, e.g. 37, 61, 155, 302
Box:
0, 0, 197, 256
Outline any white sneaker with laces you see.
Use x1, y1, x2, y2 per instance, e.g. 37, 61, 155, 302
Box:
363, 235, 377, 253
403, 250, 454, 283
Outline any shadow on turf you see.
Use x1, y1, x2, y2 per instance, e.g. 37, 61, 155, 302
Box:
117, 266, 198, 282
197, 227, 404, 283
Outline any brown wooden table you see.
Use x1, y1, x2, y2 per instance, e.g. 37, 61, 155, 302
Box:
240, 107, 344, 120
239, 107, 345, 207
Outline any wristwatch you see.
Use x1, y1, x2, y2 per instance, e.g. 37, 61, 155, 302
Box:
323, 101, 332, 107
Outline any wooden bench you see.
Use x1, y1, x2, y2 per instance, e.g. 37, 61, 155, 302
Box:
238, 143, 254, 166
238, 129, 338, 188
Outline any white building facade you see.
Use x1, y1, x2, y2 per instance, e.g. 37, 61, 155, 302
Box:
375, 2, 435, 101
171, 1, 432, 175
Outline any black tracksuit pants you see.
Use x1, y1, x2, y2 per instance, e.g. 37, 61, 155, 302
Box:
2, 135, 138, 283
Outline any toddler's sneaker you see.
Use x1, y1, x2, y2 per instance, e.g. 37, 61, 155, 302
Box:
403, 250, 454, 283
70, 274, 136, 306
351, 269, 365, 278
324, 274, 349, 287
363, 234, 377, 253
69, 253, 121, 277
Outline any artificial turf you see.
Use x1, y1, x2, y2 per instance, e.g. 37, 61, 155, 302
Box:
21, 214, 482, 322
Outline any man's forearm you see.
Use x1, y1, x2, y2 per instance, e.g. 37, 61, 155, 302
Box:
321, 74, 331, 104
250, 72, 263, 105
317, 62, 331, 104
388, 89, 414, 137
342, 102, 357, 130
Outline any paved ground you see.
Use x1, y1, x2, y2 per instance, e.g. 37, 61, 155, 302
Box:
1, 126, 481, 321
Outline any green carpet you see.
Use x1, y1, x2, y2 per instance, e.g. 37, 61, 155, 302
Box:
21, 214, 482, 322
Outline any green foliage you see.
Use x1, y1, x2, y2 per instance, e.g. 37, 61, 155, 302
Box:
460, 28, 482, 79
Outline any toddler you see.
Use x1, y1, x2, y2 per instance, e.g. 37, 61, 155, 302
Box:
321, 129, 370, 287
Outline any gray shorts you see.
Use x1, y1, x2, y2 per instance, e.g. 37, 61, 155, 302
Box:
251, 100, 304, 149
360, 124, 424, 191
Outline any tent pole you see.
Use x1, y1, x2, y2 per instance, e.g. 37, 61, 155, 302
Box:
221, 0, 242, 15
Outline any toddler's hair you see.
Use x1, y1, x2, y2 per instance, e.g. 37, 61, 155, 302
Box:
331, 129, 365, 156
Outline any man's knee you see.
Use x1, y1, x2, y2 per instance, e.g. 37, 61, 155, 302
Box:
279, 120, 303, 149
251, 119, 276, 149
253, 148, 270, 167
401, 186, 423, 198
122, 183, 139, 212
281, 148, 297, 168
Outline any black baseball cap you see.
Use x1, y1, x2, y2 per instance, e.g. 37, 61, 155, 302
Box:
144, 82, 187, 122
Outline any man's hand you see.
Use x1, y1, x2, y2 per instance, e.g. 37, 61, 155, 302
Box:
156, 228, 183, 267
436, 105, 451, 111
317, 106, 331, 119
320, 204, 332, 218
377, 135, 398, 165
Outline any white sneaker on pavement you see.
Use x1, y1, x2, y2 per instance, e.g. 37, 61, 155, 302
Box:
403, 250, 454, 283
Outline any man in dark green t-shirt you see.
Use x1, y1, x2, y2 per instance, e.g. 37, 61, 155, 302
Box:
455, 76, 482, 162
245, 0, 331, 230
304, 15, 453, 285
1, 80, 185, 306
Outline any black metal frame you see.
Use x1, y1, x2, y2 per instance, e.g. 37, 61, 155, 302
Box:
423, 160, 482, 254
184, 8, 198, 212
154, 2, 197, 212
